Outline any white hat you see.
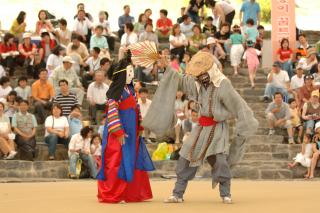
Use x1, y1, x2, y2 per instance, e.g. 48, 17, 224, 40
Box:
62, 56, 75, 64
22, 33, 32, 39
315, 122, 320, 131
206, 37, 216, 45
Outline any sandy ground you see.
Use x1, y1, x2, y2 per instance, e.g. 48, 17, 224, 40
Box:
0, 180, 318, 213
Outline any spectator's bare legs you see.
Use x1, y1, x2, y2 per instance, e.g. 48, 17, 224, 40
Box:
310, 151, 319, 178
297, 126, 303, 144
175, 123, 181, 144
267, 113, 275, 131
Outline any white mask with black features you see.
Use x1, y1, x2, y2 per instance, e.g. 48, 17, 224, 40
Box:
126, 65, 134, 84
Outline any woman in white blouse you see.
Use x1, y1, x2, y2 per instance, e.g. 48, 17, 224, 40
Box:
118, 23, 138, 60
44, 103, 70, 160
68, 126, 97, 179
169, 24, 188, 62
46, 45, 65, 76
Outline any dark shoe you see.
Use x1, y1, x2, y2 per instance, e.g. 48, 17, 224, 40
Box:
263, 96, 269, 103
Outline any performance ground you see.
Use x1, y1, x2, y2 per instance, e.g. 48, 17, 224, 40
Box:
0, 179, 318, 213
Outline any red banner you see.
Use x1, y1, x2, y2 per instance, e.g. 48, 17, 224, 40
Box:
271, 0, 296, 61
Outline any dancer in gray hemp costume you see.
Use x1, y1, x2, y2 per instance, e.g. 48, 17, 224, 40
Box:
143, 51, 259, 204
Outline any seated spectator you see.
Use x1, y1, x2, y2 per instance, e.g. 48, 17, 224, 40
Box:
182, 109, 199, 141
119, 23, 138, 60
206, 37, 226, 61
1, 91, 19, 122
156, 9, 173, 41
290, 66, 304, 100
68, 105, 83, 136
188, 25, 206, 55
301, 90, 320, 135
53, 80, 79, 117
73, 9, 93, 44
266, 92, 294, 143
313, 63, 320, 85
138, 88, 152, 143
99, 57, 111, 84
32, 68, 55, 124
298, 48, 318, 74
244, 18, 259, 43
174, 90, 188, 144
288, 134, 313, 178
310, 125, 320, 179
18, 33, 38, 77
202, 16, 217, 37
38, 30, 57, 63
83, 47, 102, 88
12, 100, 37, 160
9, 11, 27, 41
180, 15, 195, 38
276, 38, 293, 78
297, 74, 316, 109
50, 56, 85, 104
73, 3, 94, 22
184, 0, 205, 24
96, 11, 116, 52
90, 25, 110, 59
45, 103, 70, 160
87, 71, 109, 124
0, 76, 12, 99
67, 44, 83, 76
144, 8, 153, 25
263, 61, 290, 103
134, 13, 146, 36
230, 25, 245, 75
296, 33, 312, 61
90, 134, 102, 169
0, 33, 19, 76
215, 22, 231, 53
180, 52, 191, 74
118, 5, 135, 39
68, 126, 97, 179
139, 23, 159, 48
35, 10, 54, 35
66, 34, 89, 61
15, 76, 31, 103
170, 24, 188, 62
55, 18, 72, 46
0, 102, 17, 160
46, 45, 65, 76
177, 7, 186, 24
288, 98, 303, 144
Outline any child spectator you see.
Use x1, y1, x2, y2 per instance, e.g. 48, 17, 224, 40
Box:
138, 88, 152, 143
276, 38, 293, 79
244, 18, 259, 43
182, 109, 199, 142
202, 16, 216, 37
230, 25, 244, 75
68, 105, 83, 136
98, 116, 106, 138
55, 18, 72, 46
288, 134, 313, 179
0, 76, 12, 99
12, 100, 37, 160
180, 52, 191, 74
255, 25, 265, 50
170, 55, 181, 72
90, 134, 102, 169
175, 90, 188, 144
243, 40, 261, 88
288, 98, 303, 144
15, 76, 31, 102
156, 9, 173, 41
0, 101, 17, 160
265, 92, 294, 144
68, 126, 97, 179
1, 90, 19, 122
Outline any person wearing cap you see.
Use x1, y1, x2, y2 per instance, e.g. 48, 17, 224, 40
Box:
298, 48, 318, 74
38, 30, 57, 63
297, 74, 317, 109
263, 61, 290, 103
301, 90, 320, 135
50, 56, 84, 104
18, 33, 37, 77
143, 51, 258, 204
265, 92, 294, 143
206, 37, 226, 63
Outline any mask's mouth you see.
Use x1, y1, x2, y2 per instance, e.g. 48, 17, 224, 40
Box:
196, 72, 211, 89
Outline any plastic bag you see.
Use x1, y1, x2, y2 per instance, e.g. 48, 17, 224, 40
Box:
152, 142, 169, 161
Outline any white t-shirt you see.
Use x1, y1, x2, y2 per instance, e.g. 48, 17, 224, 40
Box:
55, 28, 72, 46
45, 115, 69, 137
87, 82, 109, 105
267, 70, 290, 88
68, 133, 91, 156
180, 22, 195, 38
15, 86, 31, 100
73, 18, 93, 35
0, 86, 12, 99
120, 32, 138, 46
46, 54, 63, 73
138, 98, 152, 119
290, 74, 305, 90
85, 56, 101, 72
169, 34, 187, 50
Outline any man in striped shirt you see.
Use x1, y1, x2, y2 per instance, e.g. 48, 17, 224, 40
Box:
53, 79, 79, 117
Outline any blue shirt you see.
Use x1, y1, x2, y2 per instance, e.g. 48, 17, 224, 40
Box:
118, 14, 135, 30
240, 1, 260, 25
245, 27, 259, 43
68, 117, 83, 136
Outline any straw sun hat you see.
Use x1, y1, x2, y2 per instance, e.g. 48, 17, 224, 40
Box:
185, 51, 214, 77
